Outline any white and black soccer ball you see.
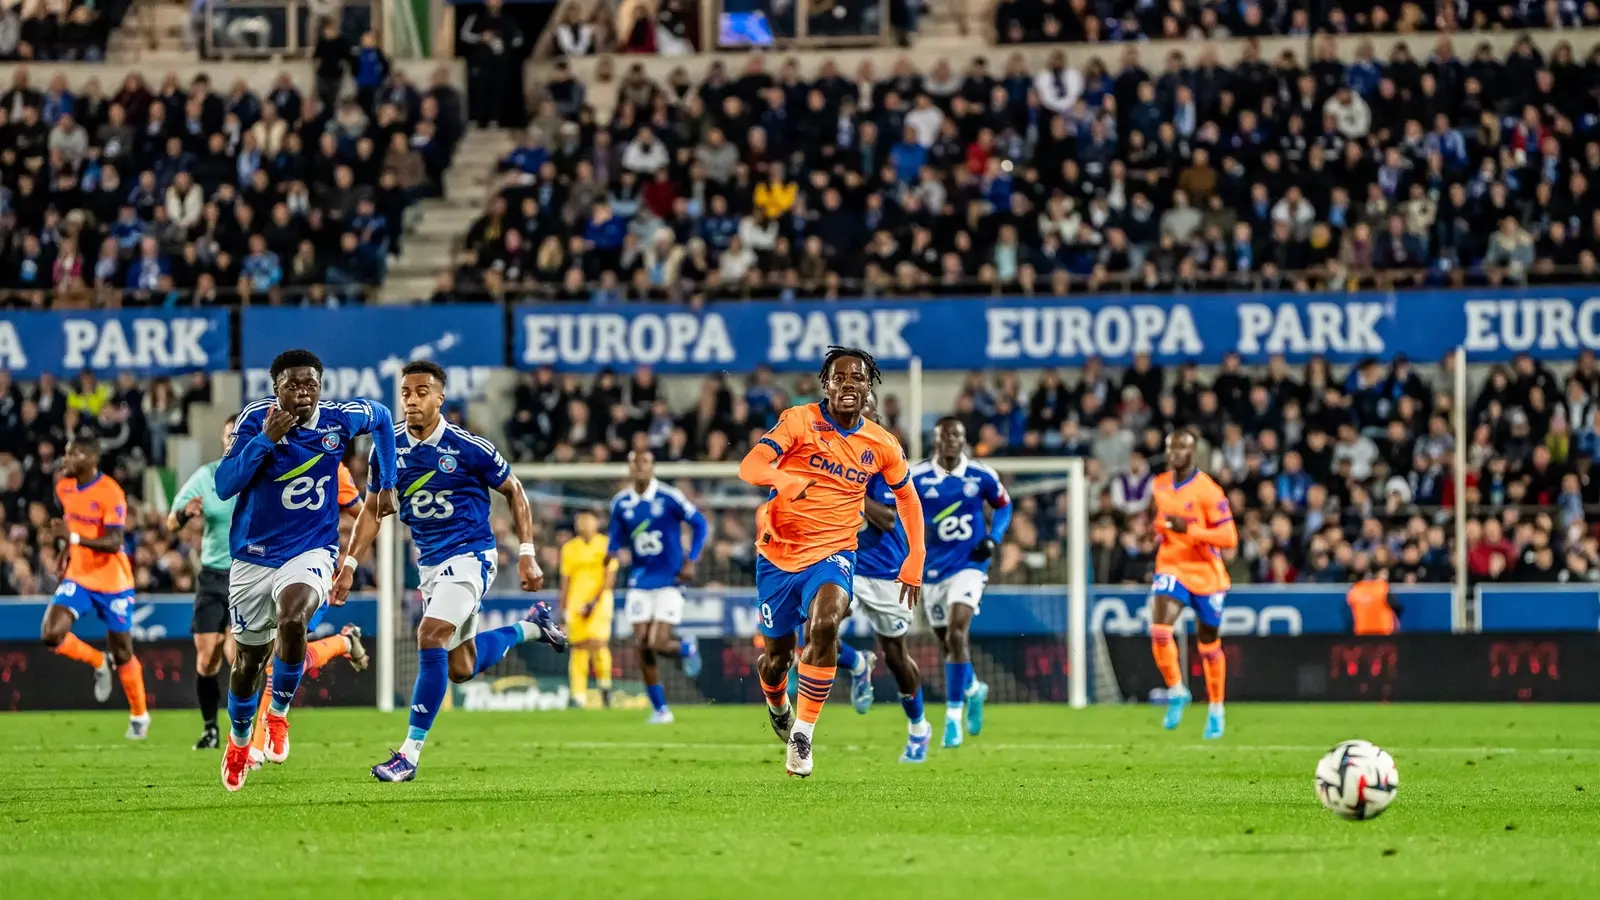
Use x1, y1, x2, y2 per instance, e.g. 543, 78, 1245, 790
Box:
1315, 740, 1399, 821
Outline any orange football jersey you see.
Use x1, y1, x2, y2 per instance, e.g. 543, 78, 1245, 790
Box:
754, 403, 910, 572
56, 474, 135, 594
1151, 469, 1232, 595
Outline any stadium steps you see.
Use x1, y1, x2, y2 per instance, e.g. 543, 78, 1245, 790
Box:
380, 127, 517, 303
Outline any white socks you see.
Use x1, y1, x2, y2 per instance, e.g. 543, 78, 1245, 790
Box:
793, 719, 816, 741
401, 738, 425, 763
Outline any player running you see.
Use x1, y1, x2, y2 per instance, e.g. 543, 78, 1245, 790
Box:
243, 462, 370, 769
336, 360, 567, 783
913, 418, 1012, 749
857, 468, 932, 762
561, 509, 617, 709
43, 434, 150, 739
168, 415, 240, 749
215, 348, 399, 792
737, 346, 926, 778
1148, 428, 1238, 739
607, 450, 707, 724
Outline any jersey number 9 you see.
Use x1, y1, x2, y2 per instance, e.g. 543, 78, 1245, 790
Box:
937, 514, 974, 543
409, 489, 456, 520
282, 475, 332, 511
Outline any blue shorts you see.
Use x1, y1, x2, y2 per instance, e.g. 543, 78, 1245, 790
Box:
52, 580, 134, 633
755, 552, 855, 638
1149, 572, 1226, 629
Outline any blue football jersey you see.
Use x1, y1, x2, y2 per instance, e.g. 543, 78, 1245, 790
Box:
855, 473, 907, 580
217, 397, 397, 568
375, 419, 511, 567
607, 480, 709, 590
913, 457, 1009, 583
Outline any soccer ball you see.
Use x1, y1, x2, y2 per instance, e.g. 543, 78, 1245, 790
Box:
1315, 740, 1399, 821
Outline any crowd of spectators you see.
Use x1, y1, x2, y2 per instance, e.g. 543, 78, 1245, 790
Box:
0, 0, 120, 62
0, 39, 466, 309
443, 34, 1600, 301
993, 0, 1600, 42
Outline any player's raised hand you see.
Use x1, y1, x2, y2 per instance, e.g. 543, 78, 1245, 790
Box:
263, 405, 298, 442
374, 487, 400, 519
330, 563, 354, 606
518, 554, 545, 591
898, 580, 921, 609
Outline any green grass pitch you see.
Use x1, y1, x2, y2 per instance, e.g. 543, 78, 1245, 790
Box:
2, 704, 1597, 899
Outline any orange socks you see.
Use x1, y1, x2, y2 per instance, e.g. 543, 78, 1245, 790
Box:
1198, 639, 1226, 705
795, 662, 833, 728
1150, 624, 1182, 689
305, 635, 349, 672
53, 633, 105, 669
760, 670, 789, 711
118, 655, 148, 717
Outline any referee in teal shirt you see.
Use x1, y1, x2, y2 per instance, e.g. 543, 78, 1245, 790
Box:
168, 415, 238, 750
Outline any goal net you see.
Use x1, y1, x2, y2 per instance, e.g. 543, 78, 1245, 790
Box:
373, 457, 1088, 712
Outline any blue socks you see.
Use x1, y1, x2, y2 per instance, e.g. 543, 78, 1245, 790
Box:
837, 641, 861, 673
227, 687, 258, 744
901, 687, 925, 726
408, 648, 448, 742
472, 624, 523, 675
945, 661, 972, 715
268, 656, 304, 716
646, 683, 668, 712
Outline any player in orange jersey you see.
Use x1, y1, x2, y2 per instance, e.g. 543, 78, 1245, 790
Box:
737, 346, 927, 778
43, 434, 150, 739
244, 462, 369, 768
1148, 428, 1238, 739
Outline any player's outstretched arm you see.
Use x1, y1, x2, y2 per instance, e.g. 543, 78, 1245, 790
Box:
889, 479, 926, 607
496, 473, 544, 591
685, 506, 709, 564
215, 406, 291, 500
332, 495, 383, 605
347, 399, 400, 515
736, 432, 812, 498
54, 519, 125, 554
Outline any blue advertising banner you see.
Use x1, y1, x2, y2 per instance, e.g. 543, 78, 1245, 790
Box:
0, 596, 378, 642
514, 288, 1600, 373
0, 309, 230, 378
240, 306, 505, 401
1477, 585, 1600, 632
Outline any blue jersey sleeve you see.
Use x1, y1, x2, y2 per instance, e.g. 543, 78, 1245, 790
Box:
215, 403, 272, 500
458, 430, 512, 488
606, 498, 628, 556
673, 493, 709, 563
344, 399, 398, 490
981, 468, 1013, 542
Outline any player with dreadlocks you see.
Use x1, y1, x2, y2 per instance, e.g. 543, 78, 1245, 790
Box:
737, 346, 926, 778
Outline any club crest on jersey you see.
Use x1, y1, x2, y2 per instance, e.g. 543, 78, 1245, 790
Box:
321, 434, 341, 452
963, 481, 979, 497
652, 500, 665, 516
438, 455, 458, 473
862, 449, 875, 466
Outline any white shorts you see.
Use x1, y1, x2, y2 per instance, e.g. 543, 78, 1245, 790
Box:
418, 550, 498, 651
229, 548, 336, 646
625, 586, 685, 627
852, 576, 912, 637
923, 568, 986, 629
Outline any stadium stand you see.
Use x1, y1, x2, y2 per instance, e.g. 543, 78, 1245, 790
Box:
446, 31, 1600, 301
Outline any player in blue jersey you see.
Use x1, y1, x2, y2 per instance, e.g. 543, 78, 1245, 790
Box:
856, 464, 933, 762
607, 450, 708, 724
332, 361, 569, 782
914, 417, 1012, 749
214, 349, 400, 793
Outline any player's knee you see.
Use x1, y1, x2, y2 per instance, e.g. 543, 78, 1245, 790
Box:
109, 644, 133, 665
1196, 624, 1220, 644
417, 619, 455, 650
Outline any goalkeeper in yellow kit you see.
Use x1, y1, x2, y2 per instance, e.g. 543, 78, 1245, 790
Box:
561, 510, 618, 708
